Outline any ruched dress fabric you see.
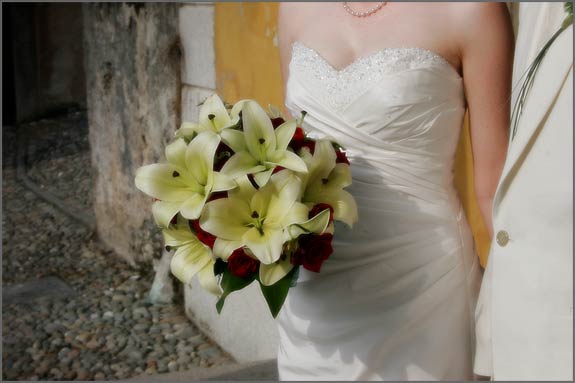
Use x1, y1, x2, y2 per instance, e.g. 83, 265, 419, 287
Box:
276, 42, 482, 381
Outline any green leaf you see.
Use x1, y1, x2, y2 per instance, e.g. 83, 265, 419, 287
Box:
214, 259, 227, 276
215, 268, 256, 314
258, 265, 299, 318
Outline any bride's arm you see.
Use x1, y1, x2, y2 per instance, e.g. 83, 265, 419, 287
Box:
457, 3, 514, 238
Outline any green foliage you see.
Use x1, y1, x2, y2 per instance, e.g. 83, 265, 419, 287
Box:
259, 266, 299, 318
216, 268, 257, 313
511, 2, 573, 139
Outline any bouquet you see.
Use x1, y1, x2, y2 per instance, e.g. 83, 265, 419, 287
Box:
135, 94, 358, 317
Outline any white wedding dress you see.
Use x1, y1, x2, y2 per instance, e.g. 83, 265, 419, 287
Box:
276, 42, 482, 380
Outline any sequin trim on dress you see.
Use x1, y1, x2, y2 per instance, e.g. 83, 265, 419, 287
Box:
289, 42, 457, 110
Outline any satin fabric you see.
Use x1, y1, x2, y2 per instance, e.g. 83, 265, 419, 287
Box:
276, 44, 482, 380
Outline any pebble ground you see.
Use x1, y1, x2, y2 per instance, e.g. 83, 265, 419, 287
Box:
2, 111, 234, 381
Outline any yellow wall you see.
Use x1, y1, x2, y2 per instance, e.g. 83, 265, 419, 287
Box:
215, 2, 490, 267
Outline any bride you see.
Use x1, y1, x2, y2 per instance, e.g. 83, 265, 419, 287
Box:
276, 2, 512, 380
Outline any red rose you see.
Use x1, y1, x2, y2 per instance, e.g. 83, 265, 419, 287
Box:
189, 220, 216, 248
288, 127, 306, 152
291, 233, 333, 273
309, 203, 334, 223
271, 117, 286, 129
335, 149, 350, 165
228, 248, 259, 279
300, 139, 316, 154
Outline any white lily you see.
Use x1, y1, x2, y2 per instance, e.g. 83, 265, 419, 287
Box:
176, 94, 248, 154
162, 216, 221, 295
200, 172, 308, 264
221, 101, 308, 187
200, 170, 332, 286
135, 131, 236, 227
299, 140, 358, 227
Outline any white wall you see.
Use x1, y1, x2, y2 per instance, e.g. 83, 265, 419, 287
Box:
178, 3, 279, 363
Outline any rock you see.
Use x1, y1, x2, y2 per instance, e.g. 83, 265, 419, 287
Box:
49, 368, 63, 380
67, 348, 80, 359
177, 354, 192, 366
133, 323, 149, 332
127, 350, 143, 361
167, 360, 178, 372
75, 332, 90, 344
85, 339, 100, 350
93, 372, 106, 380
34, 361, 51, 375
44, 322, 66, 334
76, 368, 91, 380
57, 347, 71, 360
175, 326, 195, 339
188, 334, 205, 346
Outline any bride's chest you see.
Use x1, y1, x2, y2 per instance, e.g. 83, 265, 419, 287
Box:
287, 42, 464, 114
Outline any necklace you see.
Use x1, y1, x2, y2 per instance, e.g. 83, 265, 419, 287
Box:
342, 2, 387, 18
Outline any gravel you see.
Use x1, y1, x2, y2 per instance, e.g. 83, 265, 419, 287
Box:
2, 111, 234, 381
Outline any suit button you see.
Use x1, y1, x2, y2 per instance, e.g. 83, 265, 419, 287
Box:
496, 230, 510, 247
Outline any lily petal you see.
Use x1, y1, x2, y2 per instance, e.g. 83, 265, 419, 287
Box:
329, 163, 353, 189
212, 172, 237, 192
170, 242, 212, 283
242, 101, 276, 161
180, 193, 208, 220
199, 94, 232, 132
311, 140, 337, 180
162, 227, 196, 247
286, 208, 331, 239
326, 189, 359, 227
228, 175, 258, 201
220, 151, 263, 178
176, 122, 204, 140
252, 168, 274, 188
152, 200, 183, 228
213, 238, 243, 261
230, 99, 251, 121
220, 129, 247, 153
185, 131, 220, 184
200, 198, 252, 240
135, 164, 196, 201
274, 120, 297, 152
197, 261, 222, 296
242, 226, 283, 264
267, 150, 308, 173
165, 138, 188, 169
259, 256, 294, 286
265, 177, 302, 225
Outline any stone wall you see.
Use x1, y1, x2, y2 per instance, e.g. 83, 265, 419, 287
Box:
83, 3, 181, 265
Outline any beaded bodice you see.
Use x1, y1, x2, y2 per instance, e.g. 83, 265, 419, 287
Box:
285, 40, 466, 195
289, 42, 461, 111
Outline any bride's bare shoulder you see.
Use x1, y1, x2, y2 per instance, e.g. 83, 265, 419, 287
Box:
444, 2, 513, 52
446, 2, 512, 33
278, 3, 319, 44
279, 2, 320, 24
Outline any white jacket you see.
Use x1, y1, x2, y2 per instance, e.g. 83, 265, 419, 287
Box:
474, 3, 573, 380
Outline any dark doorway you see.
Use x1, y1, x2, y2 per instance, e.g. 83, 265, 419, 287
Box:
3, 3, 17, 125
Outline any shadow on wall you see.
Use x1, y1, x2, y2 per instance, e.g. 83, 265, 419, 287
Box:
3, 3, 86, 125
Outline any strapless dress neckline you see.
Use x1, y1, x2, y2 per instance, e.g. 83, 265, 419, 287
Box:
291, 41, 461, 79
